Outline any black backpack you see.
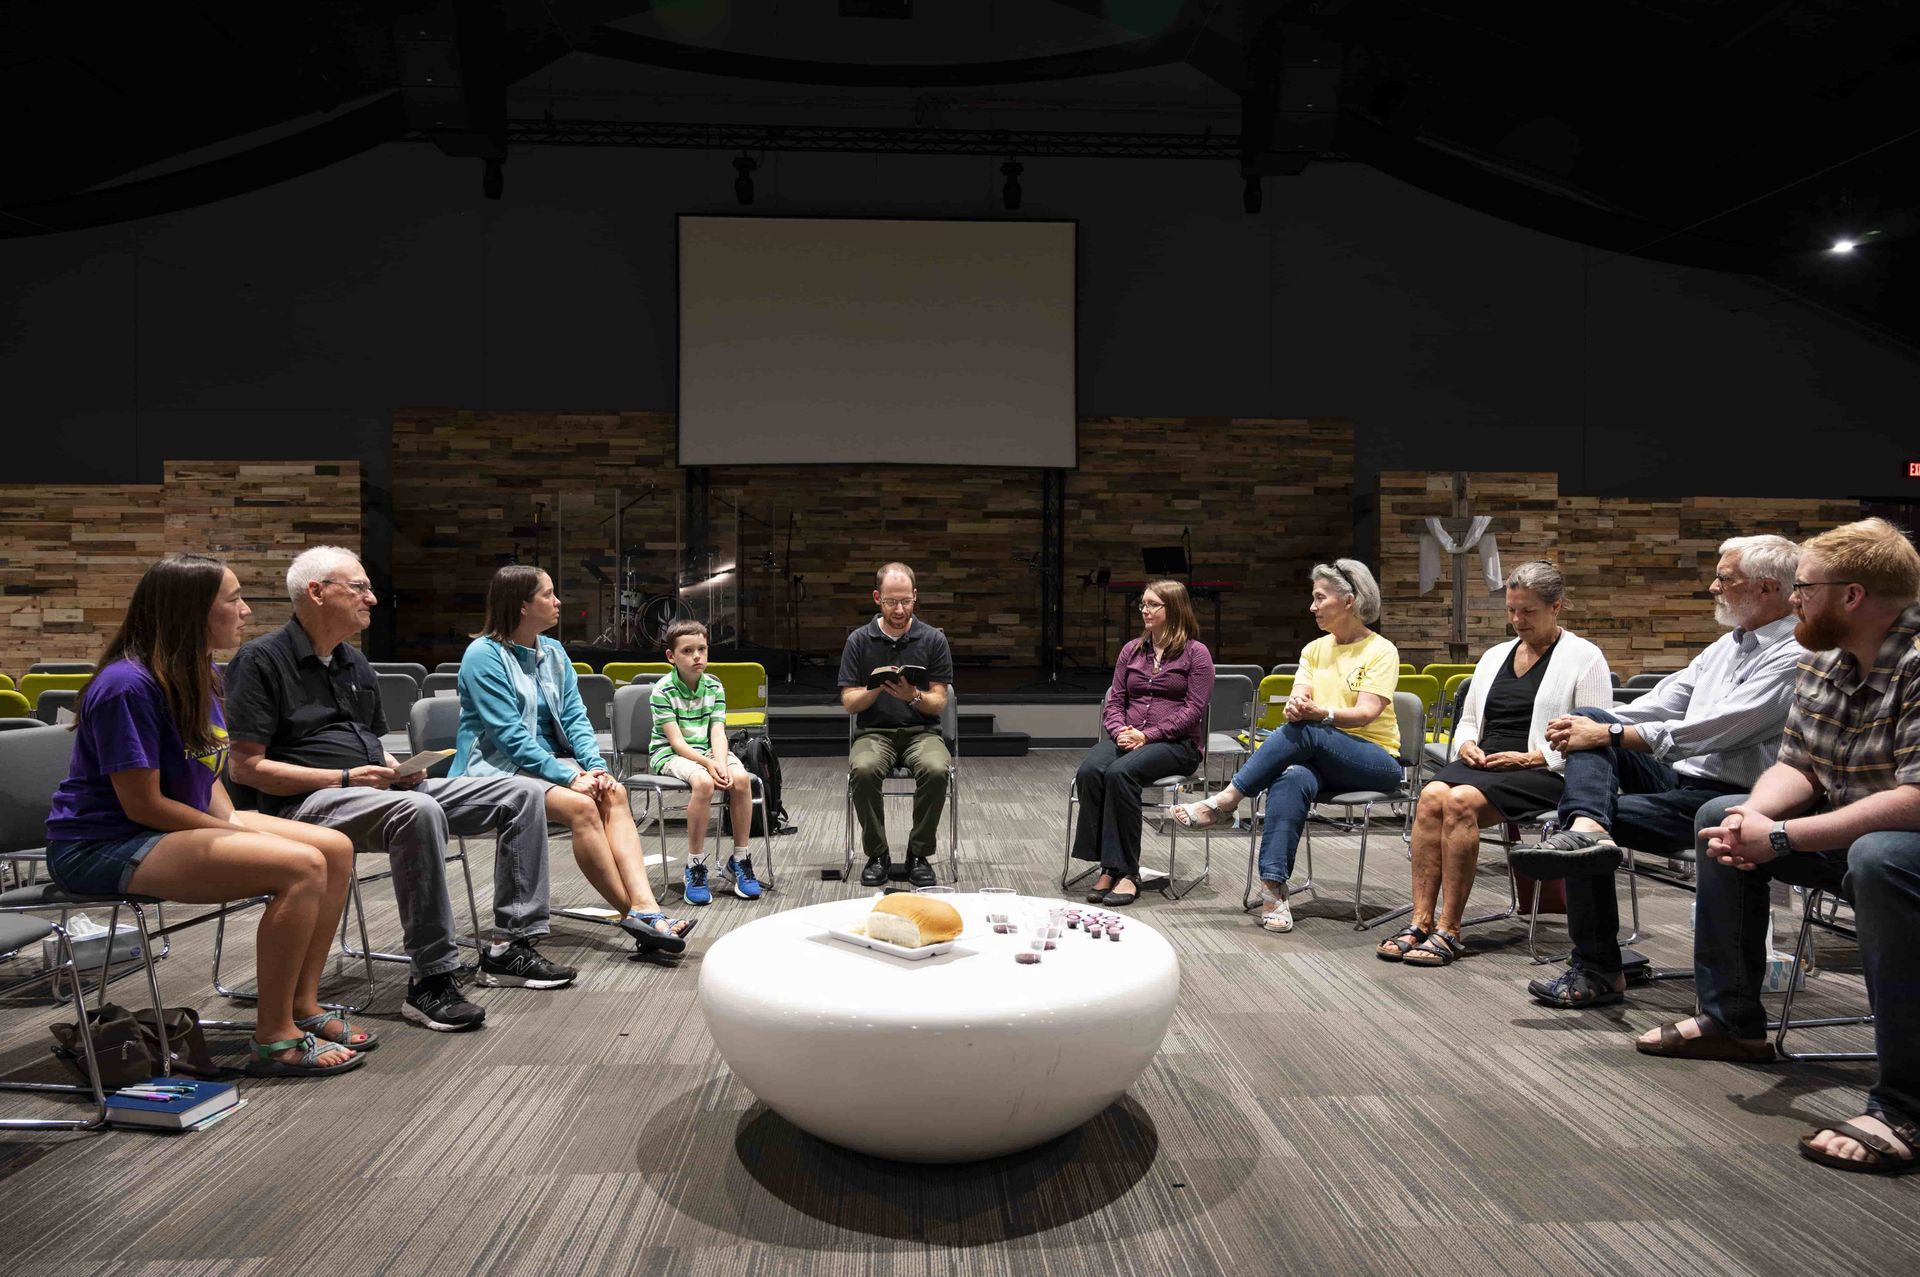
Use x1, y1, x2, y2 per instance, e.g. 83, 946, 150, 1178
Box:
721, 729, 792, 837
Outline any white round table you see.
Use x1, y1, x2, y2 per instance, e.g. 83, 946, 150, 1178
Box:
698, 892, 1180, 1163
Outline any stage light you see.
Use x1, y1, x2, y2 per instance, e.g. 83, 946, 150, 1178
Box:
1243, 175, 1262, 214
733, 154, 757, 206
1830, 239, 1857, 254
1001, 161, 1023, 210
482, 158, 503, 200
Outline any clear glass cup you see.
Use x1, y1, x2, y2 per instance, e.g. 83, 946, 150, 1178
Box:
913, 885, 956, 894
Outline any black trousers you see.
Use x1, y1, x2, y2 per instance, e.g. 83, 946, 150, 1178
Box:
1069, 737, 1201, 879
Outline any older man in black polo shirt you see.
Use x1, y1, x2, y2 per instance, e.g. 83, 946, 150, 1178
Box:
839, 562, 954, 888
226, 546, 567, 1035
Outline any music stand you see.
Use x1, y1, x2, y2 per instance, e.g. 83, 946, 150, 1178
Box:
1142, 546, 1189, 577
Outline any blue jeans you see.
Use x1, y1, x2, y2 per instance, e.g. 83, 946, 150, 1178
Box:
1692, 793, 1920, 1124
1557, 707, 1744, 974
1233, 721, 1402, 884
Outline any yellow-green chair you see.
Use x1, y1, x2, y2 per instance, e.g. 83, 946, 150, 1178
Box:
18, 672, 92, 709
1396, 673, 1442, 741
602, 661, 670, 687
1429, 673, 1473, 760
708, 662, 769, 731
1252, 674, 1295, 737
571, 661, 594, 676
1399, 663, 1416, 675
0, 689, 30, 718
1420, 663, 1475, 686
0, 674, 11, 691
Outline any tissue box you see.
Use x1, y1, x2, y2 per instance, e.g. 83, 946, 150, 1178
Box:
1762, 949, 1805, 994
42, 924, 145, 972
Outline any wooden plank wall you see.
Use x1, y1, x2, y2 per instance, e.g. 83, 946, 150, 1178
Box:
0, 462, 362, 673
390, 411, 1358, 668
1376, 470, 1858, 675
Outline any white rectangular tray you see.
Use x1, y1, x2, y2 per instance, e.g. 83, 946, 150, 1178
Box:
823, 924, 960, 961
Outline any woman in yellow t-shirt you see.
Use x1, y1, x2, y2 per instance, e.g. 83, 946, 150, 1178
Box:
1175, 559, 1402, 932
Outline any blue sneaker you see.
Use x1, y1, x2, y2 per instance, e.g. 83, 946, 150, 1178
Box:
682, 860, 712, 906
723, 855, 763, 900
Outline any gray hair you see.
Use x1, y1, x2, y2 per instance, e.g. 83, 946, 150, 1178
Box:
286, 545, 363, 605
1504, 560, 1565, 606
1311, 558, 1382, 624
1720, 534, 1799, 593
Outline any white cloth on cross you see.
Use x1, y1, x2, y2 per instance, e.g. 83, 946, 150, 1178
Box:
1418, 516, 1504, 595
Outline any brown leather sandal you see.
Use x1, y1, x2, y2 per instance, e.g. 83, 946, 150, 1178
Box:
1635, 1021, 1775, 1062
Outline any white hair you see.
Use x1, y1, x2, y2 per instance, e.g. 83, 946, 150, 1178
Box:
287, 545, 363, 605
1720, 534, 1799, 593
1312, 558, 1382, 624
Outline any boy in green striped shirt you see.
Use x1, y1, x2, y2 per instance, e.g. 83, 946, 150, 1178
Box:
649, 620, 759, 905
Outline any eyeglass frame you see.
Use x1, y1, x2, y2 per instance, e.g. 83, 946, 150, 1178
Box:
1138, 599, 1166, 612
317, 578, 377, 598
1790, 579, 1861, 596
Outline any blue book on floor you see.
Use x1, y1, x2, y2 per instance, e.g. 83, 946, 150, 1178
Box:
104, 1078, 240, 1131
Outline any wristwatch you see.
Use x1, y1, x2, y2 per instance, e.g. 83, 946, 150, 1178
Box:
1769, 821, 1793, 855
1607, 722, 1624, 745
910, 689, 924, 709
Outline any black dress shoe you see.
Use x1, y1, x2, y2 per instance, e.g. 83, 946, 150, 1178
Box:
1102, 881, 1141, 907
1086, 874, 1117, 904
859, 856, 892, 887
1508, 830, 1622, 880
905, 856, 937, 888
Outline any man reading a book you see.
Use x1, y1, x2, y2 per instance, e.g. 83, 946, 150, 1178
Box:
839, 562, 955, 887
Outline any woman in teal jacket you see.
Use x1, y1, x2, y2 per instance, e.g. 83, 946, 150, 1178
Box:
453, 565, 694, 954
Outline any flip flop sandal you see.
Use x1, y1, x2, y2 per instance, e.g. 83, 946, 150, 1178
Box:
1798, 1116, 1920, 1175
1376, 925, 1430, 962
295, 1010, 379, 1052
1402, 930, 1464, 967
621, 911, 695, 955
1635, 1021, 1775, 1062
1172, 797, 1222, 828
245, 1032, 364, 1078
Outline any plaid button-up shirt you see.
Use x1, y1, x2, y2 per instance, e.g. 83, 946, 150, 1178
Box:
1777, 603, 1920, 809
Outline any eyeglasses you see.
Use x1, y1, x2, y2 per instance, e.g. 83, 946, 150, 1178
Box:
1139, 601, 1165, 612
1791, 580, 1860, 596
1710, 573, 1749, 588
878, 596, 915, 609
320, 578, 376, 597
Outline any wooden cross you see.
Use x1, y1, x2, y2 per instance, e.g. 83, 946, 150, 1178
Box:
1434, 471, 1478, 663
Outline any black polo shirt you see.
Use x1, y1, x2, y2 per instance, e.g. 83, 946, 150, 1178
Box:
837, 615, 954, 730
224, 619, 388, 815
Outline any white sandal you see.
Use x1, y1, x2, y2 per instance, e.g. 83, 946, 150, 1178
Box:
1260, 898, 1294, 933
1172, 796, 1224, 828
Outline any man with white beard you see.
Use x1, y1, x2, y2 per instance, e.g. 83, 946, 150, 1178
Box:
1510, 534, 1806, 1009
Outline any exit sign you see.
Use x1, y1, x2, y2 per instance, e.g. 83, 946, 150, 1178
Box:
1911, 461, 1920, 478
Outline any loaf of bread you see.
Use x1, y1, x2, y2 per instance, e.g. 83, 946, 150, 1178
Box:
865, 894, 964, 948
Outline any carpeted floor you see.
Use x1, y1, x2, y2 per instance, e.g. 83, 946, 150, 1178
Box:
0, 752, 1907, 1277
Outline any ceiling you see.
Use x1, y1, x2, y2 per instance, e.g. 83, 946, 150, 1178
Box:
5, 1, 1917, 346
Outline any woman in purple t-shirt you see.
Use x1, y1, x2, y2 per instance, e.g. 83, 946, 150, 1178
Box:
1068, 579, 1214, 907
46, 555, 368, 1079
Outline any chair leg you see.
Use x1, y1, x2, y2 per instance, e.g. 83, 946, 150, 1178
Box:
1772, 888, 1876, 1062
945, 764, 960, 884
1355, 802, 1413, 930
0, 922, 108, 1131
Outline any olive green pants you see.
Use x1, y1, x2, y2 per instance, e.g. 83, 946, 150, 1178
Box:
848, 726, 950, 860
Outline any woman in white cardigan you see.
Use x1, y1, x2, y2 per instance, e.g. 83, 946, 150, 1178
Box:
1377, 561, 1613, 966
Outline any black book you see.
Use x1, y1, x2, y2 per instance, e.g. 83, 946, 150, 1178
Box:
866, 664, 932, 690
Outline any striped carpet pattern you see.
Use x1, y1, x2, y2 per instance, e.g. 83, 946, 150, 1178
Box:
0, 752, 1909, 1276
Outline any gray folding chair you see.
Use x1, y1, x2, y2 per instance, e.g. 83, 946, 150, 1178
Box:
1270, 662, 1300, 675
32, 688, 79, 725
320, 699, 486, 980
1625, 672, 1670, 689
1772, 887, 1875, 1061
27, 661, 95, 675
1205, 674, 1256, 791
421, 672, 459, 699
1061, 691, 1211, 900
0, 911, 108, 1130
376, 673, 420, 738
611, 683, 772, 901
434, 662, 463, 675
1240, 691, 1425, 928
1213, 664, 1268, 689
843, 694, 963, 885
0, 716, 47, 733
574, 673, 616, 733
371, 662, 428, 687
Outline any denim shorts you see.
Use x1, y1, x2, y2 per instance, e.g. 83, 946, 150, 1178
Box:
47, 833, 168, 896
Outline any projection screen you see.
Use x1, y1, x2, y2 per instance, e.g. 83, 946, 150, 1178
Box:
677, 216, 1077, 467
